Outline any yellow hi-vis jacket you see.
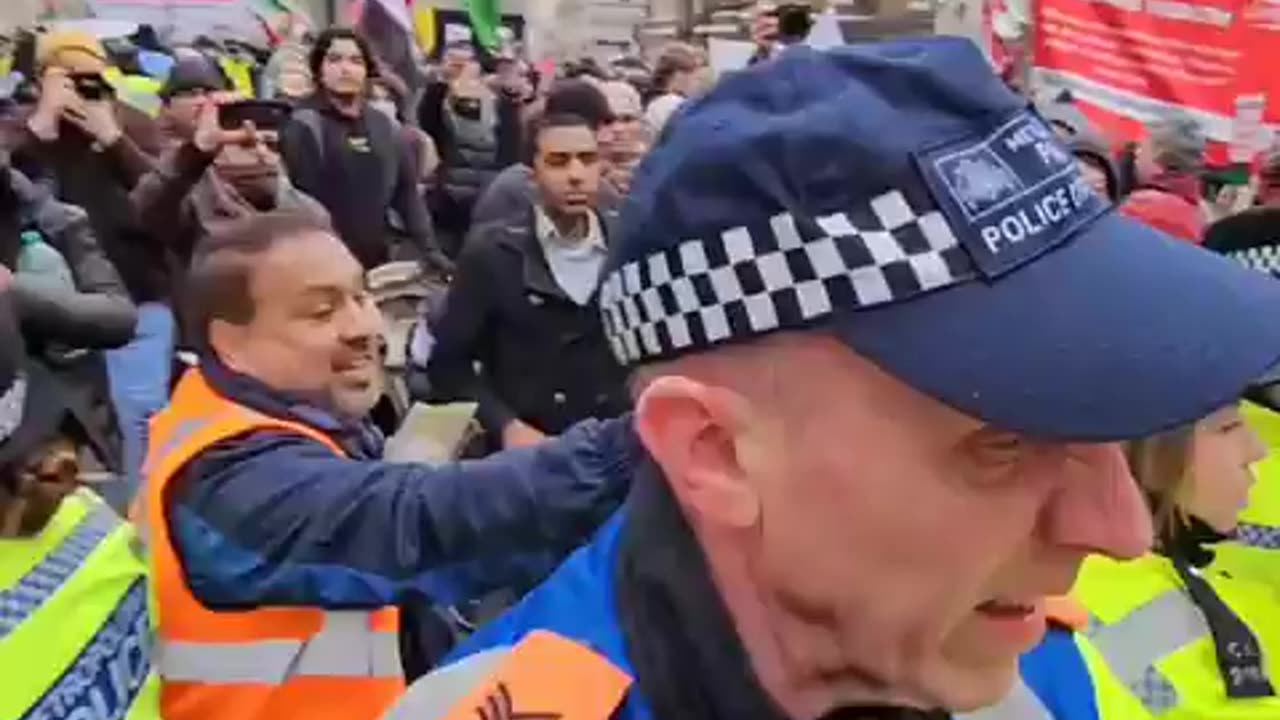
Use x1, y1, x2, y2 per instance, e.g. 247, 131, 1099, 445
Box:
1214, 402, 1280, 598
1074, 553, 1280, 720
0, 488, 161, 719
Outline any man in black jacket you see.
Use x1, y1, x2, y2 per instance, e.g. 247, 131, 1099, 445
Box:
426, 113, 628, 452
279, 28, 451, 274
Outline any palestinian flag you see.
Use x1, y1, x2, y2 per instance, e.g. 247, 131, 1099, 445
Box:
351, 0, 424, 90
465, 0, 502, 52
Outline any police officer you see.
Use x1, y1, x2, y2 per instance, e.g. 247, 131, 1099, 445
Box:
0, 289, 160, 720
385, 39, 1280, 720
1015, 398, 1280, 720
1204, 207, 1280, 598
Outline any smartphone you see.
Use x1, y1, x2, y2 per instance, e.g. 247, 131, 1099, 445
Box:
219, 100, 292, 131
70, 73, 112, 101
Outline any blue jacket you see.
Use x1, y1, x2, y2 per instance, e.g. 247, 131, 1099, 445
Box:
166, 358, 637, 611
447, 511, 1102, 720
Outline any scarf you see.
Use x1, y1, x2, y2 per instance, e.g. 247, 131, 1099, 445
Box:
614, 462, 949, 720
1141, 171, 1203, 206
188, 169, 326, 233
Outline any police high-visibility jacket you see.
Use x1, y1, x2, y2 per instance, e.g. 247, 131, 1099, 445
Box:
1, 487, 161, 720
1214, 402, 1280, 598
1072, 553, 1280, 719
436, 512, 1093, 720
141, 368, 404, 720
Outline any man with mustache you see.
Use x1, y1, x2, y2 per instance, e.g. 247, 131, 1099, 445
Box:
138, 209, 635, 720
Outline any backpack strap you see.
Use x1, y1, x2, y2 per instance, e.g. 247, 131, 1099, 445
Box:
364, 109, 402, 200
292, 108, 327, 166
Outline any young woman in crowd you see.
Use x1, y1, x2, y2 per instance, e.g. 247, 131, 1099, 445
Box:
1012, 392, 1280, 719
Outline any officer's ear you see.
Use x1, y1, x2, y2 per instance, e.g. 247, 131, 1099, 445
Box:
634, 374, 761, 530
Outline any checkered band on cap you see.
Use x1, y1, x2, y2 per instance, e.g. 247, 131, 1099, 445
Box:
599, 189, 978, 365
1228, 245, 1280, 277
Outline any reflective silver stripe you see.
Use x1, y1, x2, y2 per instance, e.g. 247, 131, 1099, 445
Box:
382, 648, 512, 720
0, 502, 121, 641
955, 677, 1054, 720
136, 410, 249, 553
1236, 522, 1280, 550
1085, 589, 1208, 714
140, 416, 216, 479
19, 580, 153, 720
159, 611, 401, 684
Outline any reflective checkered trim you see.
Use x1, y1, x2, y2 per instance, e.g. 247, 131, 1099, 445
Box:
1131, 665, 1180, 715
1229, 245, 1280, 276
0, 504, 120, 640
599, 189, 977, 364
1236, 522, 1280, 550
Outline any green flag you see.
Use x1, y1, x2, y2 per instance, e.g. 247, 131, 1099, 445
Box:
465, 0, 502, 51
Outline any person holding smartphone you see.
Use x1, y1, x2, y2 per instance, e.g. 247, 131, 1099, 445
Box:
131, 92, 326, 296
2, 31, 169, 511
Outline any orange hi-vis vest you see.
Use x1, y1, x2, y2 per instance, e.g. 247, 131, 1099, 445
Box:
141, 368, 405, 720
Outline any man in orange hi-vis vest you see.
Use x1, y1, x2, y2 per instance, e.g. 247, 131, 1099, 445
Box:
138, 209, 635, 720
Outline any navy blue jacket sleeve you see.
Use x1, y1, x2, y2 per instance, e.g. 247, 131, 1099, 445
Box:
168, 417, 635, 609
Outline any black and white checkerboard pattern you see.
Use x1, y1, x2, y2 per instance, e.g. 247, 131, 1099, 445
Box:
1229, 245, 1280, 277
599, 189, 977, 364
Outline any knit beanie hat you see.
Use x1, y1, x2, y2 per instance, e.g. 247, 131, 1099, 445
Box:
37, 30, 107, 73
1147, 115, 1206, 174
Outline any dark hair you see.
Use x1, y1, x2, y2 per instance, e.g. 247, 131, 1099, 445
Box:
544, 79, 612, 130
185, 211, 335, 350
308, 27, 378, 90
525, 112, 594, 165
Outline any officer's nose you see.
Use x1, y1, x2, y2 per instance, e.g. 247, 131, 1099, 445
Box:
1040, 443, 1153, 561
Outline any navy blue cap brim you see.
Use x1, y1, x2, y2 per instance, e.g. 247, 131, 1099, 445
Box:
833, 210, 1280, 441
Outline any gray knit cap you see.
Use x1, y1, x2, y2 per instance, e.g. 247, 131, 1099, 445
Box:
1147, 114, 1206, 173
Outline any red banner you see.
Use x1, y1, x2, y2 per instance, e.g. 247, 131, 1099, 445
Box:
1033, 0, 1280, 163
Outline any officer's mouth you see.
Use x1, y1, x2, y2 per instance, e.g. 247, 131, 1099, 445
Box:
973, 597, 1046, 649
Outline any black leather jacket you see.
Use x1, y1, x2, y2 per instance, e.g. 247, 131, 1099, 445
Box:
5, 168, 137, 350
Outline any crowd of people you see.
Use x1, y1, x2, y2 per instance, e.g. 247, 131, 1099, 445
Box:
3, 4, 1280, 720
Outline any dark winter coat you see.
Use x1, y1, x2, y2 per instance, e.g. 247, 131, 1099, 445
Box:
424, 208, 630, 445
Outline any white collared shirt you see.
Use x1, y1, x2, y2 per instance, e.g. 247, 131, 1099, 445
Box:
535, 207, 607, 306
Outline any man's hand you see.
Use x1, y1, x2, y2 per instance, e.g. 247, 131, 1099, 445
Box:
64, 99, 122, 148
28, 68, 79, 141
502, 420, 547, 449
752, 3, 781, 55
192, 92, 252, 154
0, 264, 13, 293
